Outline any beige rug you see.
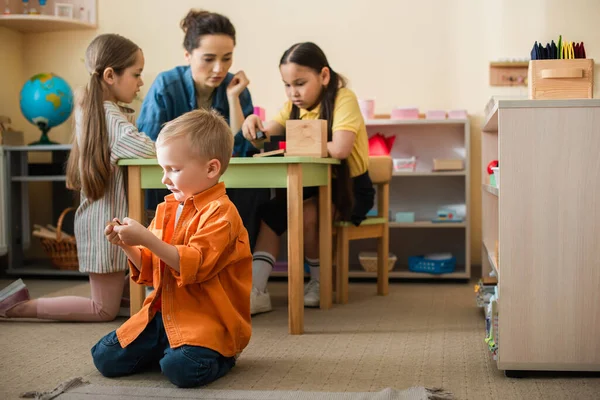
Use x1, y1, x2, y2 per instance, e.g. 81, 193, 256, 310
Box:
1, 278, 600, 400
21, 377, 453, 400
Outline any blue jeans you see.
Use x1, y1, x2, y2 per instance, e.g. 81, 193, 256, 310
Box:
91, 313, 236, 388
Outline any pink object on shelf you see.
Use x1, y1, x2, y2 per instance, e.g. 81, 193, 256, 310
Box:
368, 133, 396, 155
358, 99, 375, 120
391, 107, 419, 120
425, 110, 446, 120
253, 106, 266, 121
448, 109, 468, 119
278, 141, 286, 150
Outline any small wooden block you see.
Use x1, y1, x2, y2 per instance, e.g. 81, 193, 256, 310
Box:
285, 120, 327, 157
253, 149, 285, 158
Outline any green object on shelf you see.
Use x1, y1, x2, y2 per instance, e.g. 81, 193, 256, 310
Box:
490, 175, 496, 187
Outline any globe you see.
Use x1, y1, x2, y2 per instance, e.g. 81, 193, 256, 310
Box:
20, 73, 74, 145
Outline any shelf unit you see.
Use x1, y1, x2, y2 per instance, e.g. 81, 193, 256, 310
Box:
481, 98, 600, 373
269, 118, 471, 280
2, 145, 82, 277
364, 118, 470, 279
0, 0, 97, 33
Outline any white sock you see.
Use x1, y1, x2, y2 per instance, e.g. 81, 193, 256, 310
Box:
306, 257, 320, 282
252, 251, 275, 292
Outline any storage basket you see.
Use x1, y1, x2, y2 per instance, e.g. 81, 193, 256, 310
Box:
35, 207, 79, 270
358, 252, 397, 272
408, 255, 456, 274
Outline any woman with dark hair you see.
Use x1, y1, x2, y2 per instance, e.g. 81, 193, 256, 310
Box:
138, 9, 268, 250
242, 42, 375, 314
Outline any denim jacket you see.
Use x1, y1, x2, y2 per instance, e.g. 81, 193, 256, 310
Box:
137, 66, 255, 157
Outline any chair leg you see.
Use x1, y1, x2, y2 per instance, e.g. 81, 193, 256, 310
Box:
377, 226, 389, 296
335, 227, 349, 304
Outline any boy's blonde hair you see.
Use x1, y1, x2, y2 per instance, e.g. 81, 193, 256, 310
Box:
157, 109, 233, 174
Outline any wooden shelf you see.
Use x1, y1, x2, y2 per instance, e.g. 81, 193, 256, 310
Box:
483, 103, 499, 133
389, 221, 466, 228
489, 62, 529, 68
270, 268, 469, 280
12, 175, 66, 182
0, 15, 97, 33
393, 171, 465, 177
349, 269, 469, 279
483, 184, 499, 196
366, 119, 467, 127
483, 242, 498, 276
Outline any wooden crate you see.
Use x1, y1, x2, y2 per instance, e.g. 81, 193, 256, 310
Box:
528, 59, 593, 100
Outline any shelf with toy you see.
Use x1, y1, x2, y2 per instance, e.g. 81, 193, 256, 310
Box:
389, 221, 466, 228
483, 241, 498, 276
0, 0, 97, 33
365, 119, 467, 127
393, 171, 465, 177
483, 184, 499, 197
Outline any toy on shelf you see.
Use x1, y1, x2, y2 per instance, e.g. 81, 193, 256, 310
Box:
487, 160, 499, 186
432, 208, 463, 223
19, 72, 74, 145
409, 253, 456, 274
425, 110, 446, 120
0, 116, 25, 145
368, 133, 395, 155
358, 99, 375, 120
448, 110, 468, 119
392, 156, 416, 172
358, 252, 397, 272
394, 212, 415, 223
391, 107, 419, 120
433, 158, 464, 171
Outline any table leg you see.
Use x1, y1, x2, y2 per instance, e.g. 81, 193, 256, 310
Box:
127, 166, 145, 316
287, 164, 304, 334
318, 165, 332, 309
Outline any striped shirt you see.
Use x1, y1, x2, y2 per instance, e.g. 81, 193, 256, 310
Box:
74, 101, 156, 274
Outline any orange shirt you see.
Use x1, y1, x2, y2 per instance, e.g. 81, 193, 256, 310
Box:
151, 210, 175, 312
116, 183, 252, 357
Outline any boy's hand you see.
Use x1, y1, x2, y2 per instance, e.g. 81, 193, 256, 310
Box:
113, 218, 151, 247
105, 219, 124, 246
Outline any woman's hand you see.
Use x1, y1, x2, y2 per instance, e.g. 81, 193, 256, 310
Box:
226, 71, 250, 99
242, 114, 266, 141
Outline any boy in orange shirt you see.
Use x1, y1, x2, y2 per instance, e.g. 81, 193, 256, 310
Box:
94, 109, 252, 388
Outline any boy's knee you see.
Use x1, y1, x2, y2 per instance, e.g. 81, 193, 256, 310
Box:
91, 332, 126, 378
160, 349, 220, 388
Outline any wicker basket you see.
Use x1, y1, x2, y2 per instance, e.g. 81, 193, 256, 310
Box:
36, 207, 79, 270
358, 252, 397, 272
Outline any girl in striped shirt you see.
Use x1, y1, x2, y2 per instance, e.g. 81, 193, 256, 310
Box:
0, 34, 156, 321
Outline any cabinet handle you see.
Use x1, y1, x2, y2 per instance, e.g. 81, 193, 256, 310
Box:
541, 68, 583, 79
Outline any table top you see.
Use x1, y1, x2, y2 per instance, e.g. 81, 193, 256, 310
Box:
118, 157, 340, 166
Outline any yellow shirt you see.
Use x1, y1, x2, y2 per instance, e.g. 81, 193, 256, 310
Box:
273, 87, 369, 177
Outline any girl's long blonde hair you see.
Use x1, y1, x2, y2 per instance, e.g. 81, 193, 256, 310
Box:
66, 34, 139, 201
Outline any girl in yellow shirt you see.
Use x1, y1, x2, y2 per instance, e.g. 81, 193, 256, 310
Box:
242, 42, 374, 314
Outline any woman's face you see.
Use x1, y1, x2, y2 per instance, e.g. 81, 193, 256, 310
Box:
185, 34, 234, 89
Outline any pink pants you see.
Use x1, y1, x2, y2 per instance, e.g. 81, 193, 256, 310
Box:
36, 272, 127, 322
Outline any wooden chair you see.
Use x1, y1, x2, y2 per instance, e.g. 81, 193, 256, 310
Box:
334, 156, 393, 304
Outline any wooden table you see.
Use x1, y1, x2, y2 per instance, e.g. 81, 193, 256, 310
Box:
118, 157, 339, 335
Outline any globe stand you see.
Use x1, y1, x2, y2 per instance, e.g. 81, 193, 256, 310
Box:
29, 122, 58, 146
